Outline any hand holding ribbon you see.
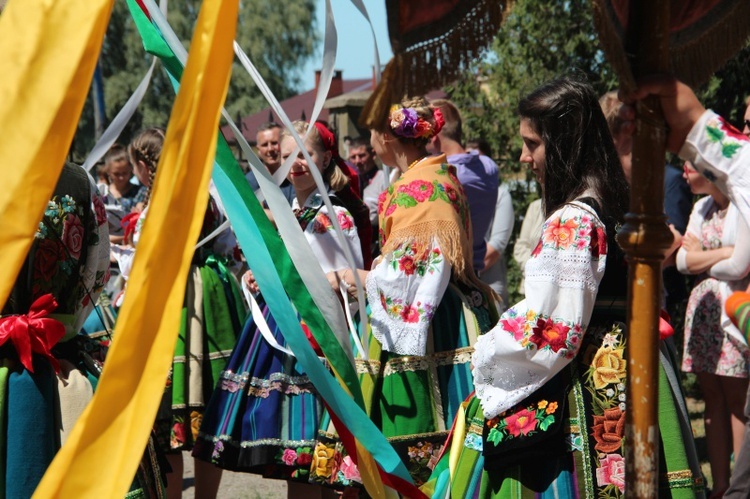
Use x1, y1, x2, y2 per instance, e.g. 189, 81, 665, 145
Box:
0, 294, 66, 373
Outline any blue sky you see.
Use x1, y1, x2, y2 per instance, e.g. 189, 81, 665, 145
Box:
299, 1, 393, 90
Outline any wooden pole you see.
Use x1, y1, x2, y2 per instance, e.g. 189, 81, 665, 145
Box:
616, 1, 671, 497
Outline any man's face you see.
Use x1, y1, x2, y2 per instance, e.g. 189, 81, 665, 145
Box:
743, 103, 750, 137
348, 145, 376, 173
256, 128, 281, 172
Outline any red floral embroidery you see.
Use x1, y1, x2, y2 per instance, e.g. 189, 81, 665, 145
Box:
398, 255, 416, 275
400, 305, 420, 323
500, 316, 526, 341
530, 317, 570, 352
504, 408, 538, 437
34, 239, 66, 281
93, 195, 107, 226
312, 213, 333, 233
443, 183, 459, 205
62, 214, 84, 259
718, 117, 750, 142
590, 226, 607, 258
336, 211, 355, 231
399, 179, 434, 202
377, 191, 388, 215
531, 240, 543, 257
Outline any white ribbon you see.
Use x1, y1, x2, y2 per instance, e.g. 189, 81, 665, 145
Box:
242, 285, 295, 357
140, 0, 367, 362
81, 0, 167, 173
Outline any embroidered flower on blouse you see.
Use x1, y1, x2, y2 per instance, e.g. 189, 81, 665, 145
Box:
706, 117, 747, 158
543, 217, 579, 249
530, 317, 571, 353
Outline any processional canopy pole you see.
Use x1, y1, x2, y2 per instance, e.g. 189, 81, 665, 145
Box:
592, 0, 750, 496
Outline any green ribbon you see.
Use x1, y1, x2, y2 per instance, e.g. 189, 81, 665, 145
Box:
126, 0, 416, 485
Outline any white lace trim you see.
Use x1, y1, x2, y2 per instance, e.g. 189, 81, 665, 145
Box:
472, 333, 544, 418
526, 250, 599, 293
366, 272, 435, 355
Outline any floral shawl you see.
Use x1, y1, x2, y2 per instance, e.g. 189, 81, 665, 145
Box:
377, 154, 481, 287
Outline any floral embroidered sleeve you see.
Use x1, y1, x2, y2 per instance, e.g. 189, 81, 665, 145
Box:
472, 202, 607, 418
304, 204, 363, 274
365, 238, 451, 355
681, 110, 750, 226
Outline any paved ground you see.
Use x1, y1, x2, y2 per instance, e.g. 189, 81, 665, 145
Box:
181, 453, 287, 499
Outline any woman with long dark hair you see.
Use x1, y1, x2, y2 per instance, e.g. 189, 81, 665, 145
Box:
426, 76, 701, 497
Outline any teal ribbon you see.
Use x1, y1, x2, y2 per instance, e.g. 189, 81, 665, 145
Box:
125, 0, 416, 486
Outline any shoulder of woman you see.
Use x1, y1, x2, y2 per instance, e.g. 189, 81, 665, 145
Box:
549, 201, 604, 225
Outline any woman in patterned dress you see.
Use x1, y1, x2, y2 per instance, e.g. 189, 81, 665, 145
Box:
328, 96, 500, 486
193, 121, 363, 498
426, 76, 702, 498
677, 160, 750, 497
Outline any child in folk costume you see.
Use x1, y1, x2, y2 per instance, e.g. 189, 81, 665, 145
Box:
118, 128, 246, 499
193, 121, 363, 497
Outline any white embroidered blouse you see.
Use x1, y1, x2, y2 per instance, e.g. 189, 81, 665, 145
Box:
291, 189, 364, 274
472, 201, 608, 418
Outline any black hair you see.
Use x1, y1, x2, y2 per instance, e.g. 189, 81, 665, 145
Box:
518, 76, 629, 228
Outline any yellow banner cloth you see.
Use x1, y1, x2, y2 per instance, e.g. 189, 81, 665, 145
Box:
0, 0, 113, 312
33, 0, 238, 496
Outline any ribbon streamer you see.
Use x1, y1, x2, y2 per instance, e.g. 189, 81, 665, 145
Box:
0, 0, 113, 319
34, 1, 238, 496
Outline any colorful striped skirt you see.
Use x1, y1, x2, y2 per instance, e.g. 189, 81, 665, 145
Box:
424, 322, 705, 498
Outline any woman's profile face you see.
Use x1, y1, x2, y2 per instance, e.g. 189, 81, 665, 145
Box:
682, 161, 710, 195
519, 119, 546, 185
369, 130, 395, 166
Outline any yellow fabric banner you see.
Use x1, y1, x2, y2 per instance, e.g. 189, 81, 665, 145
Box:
0, 0, 113, 313
33, 0, 238, 496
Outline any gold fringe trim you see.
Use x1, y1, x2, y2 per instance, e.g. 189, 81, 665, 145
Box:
361, 0, 513, 129
593, 0, 750, 89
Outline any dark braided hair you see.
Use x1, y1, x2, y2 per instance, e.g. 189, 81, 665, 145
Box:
127, 127, 165, 208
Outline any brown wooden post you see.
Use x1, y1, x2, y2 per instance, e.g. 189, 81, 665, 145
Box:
616, 0, 672, 497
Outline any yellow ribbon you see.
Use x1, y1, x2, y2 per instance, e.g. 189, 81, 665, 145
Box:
0, 0, 113, 313
33, 0, 238, 496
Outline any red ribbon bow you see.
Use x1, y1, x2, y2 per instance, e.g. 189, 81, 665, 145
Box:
0, 294, 66, 373
121, 211, 142, 244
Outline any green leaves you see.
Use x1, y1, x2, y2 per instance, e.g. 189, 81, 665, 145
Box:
722, 142, 742, 158
706, 125, 724, 142
539, 415, 555, 432
487, 427, 503, 444
394, 193, 418, 208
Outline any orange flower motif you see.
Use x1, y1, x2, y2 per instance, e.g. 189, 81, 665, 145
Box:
543, 217, 579, 249
546, 401, 558, 414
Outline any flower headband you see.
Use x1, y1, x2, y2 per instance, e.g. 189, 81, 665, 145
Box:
389, 105, 445, 140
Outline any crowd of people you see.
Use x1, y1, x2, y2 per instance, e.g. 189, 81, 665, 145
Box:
5, 72, 750, 499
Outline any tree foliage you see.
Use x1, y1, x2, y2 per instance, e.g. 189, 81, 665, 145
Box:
445, 0, 749, 305
71, 0, 318, 162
